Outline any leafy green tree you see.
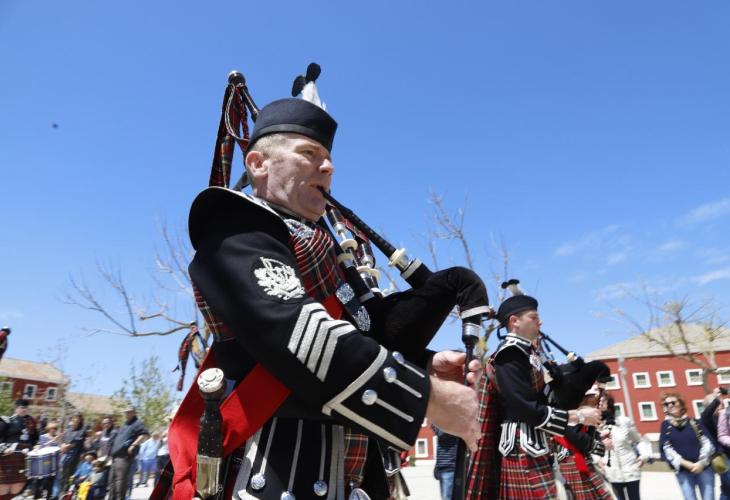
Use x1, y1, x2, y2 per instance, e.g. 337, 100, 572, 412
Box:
112, 356, 175, 432
0, 378, 14, 416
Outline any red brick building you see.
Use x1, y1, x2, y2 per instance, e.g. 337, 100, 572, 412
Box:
586, 324, 730, 446
408, 417, 437, 462
0, 357, 69, 416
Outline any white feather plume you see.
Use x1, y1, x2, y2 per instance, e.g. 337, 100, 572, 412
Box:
301, 81, 326, 110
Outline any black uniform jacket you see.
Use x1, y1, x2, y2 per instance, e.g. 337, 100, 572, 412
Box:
0, 413, 38, 451
492, 334, 569, 456
189, 188, 431, 453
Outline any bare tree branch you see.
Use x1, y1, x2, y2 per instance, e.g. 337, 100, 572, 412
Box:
427, 190, 475, 271
63, 223, 197, 338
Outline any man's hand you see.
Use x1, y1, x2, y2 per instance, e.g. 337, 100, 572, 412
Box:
602, 436, 614, 451
430, 350, 481, 387
690, 462, 704, 474
128, 445, 136, 456
425, 376, 480, 452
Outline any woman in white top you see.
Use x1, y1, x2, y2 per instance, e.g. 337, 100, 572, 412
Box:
598, 397, 650, 500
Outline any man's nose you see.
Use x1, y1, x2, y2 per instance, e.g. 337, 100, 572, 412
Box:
320, 158, 334, 174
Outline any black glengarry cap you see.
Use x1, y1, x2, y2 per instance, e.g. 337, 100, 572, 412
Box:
497, 295, 538, 327
248, 98, 337, 153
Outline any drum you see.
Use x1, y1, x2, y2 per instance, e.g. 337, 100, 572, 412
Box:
25, 446, 60, 479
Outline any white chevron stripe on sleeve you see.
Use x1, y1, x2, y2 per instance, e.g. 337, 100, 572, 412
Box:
288, 302, 357, 381
289, 303, 326, 353
315, 322, 355, 380
295, 311, 329, 365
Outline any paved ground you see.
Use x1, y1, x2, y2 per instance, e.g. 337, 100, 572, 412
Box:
128, 464, 719, 498
400, 463, 714, 500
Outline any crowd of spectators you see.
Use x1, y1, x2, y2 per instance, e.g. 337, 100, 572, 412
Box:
15, 405, 170, 500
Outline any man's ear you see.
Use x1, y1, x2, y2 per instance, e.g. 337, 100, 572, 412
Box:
245, 150, 266, 178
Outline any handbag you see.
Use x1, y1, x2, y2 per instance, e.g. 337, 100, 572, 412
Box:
711, 453, 730, 474
688, 418, 729, 473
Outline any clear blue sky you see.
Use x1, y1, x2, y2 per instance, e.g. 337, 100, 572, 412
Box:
2, 1, 729, 396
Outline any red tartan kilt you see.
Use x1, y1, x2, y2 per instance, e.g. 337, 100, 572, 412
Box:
0, 451, 26, 485
558, 455, 613, 500
499, 452, 556, 499
466, 377, 501, 500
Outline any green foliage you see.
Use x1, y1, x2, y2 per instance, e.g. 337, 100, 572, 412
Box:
112, 356, 174, 433
0, 378, 13, 416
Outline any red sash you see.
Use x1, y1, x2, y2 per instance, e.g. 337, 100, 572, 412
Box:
165, 295, 343, 499
553, 427, 590, 474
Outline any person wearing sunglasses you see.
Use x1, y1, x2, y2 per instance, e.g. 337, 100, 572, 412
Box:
660, 392, 716, 499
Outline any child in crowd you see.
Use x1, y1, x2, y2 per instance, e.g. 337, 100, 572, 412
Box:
70, 452, 96, 486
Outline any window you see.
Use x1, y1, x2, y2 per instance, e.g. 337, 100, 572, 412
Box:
605, 374, 620, 390
23, 384, 37, 399
717, 367, 730, 385
415, 438, 429, 458
45, 388, 57, 401
692, 400, 705, 418
633, 372, 651, 388
638, 402, 658, 421
686, 369, 703, 386
614, 402, 625, 418
0, 381, 11, 393
656, 371, 676, 387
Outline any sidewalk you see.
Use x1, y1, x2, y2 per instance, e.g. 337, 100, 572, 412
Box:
131, 483, 154, 499
401, 463, 715, 499
129, 465, 720, 498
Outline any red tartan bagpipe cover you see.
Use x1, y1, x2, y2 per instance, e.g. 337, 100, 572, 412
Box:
466, 361, 502, 500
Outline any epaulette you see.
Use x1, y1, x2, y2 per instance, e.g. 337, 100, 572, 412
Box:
494, 335, 533, 359
189, 187, 290, 250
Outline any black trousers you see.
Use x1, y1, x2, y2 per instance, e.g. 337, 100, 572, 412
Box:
109, 456, 133, 500
611, 480, 641, 500
32, 476, 54, 499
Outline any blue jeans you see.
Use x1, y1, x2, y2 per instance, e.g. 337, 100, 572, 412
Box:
138, 458, 156, 484
437, 468, 454, 500
676, 467, 715, 500
720, 469, 730, 500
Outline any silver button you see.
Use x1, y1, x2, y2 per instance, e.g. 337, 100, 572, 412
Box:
349, 487, 371, 499
362, 390, 378, 405
250, 473, 266, 491
313, 480, 328, 497
281, 492, 296, 500
383, 367, 396, 383
392, 351, 404, 364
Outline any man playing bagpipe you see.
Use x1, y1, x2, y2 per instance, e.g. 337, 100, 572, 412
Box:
467, 293, 603, 499
159, 78, 487, 499
0, 398, 38, 451
554, 384, 614, 500
0, 399, 38, 500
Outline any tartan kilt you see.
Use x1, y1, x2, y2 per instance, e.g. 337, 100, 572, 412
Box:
558, 455, 613, 500
0, 451, 26, 485
466, 371, 502, 499
499, 452, 557, 499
